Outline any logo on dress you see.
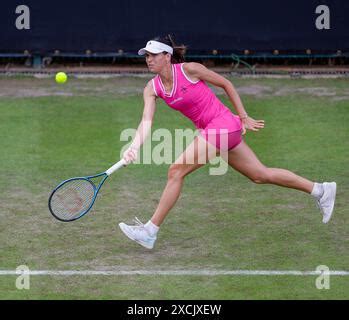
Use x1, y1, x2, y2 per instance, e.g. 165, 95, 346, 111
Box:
169, 97, 183, 105
180, 86, 188, 94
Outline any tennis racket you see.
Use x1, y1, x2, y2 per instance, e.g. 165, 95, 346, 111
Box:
48, 159, 127, 222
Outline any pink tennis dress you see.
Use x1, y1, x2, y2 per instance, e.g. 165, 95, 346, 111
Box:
152, 63, 243, 151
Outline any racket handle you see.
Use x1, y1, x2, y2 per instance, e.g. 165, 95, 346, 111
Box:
106, 159, 127, 176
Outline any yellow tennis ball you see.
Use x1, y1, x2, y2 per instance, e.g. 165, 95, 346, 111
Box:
55, 72, 67, 84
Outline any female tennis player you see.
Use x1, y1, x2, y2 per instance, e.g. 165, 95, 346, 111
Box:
119, 35, 337, 249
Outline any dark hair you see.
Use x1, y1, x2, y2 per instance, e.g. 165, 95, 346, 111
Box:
152, 34, 187, 63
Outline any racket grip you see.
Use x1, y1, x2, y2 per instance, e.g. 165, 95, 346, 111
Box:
106, 159, 127, 176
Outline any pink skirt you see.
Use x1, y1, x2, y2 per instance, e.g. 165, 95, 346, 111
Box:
199, 111, 243, 151
200, 129, 243, 151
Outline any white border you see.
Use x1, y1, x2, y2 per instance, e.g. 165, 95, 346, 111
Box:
1, 269, 349, 276
158, 64, 177, 97
181, 63, 200, 84
151, 78, 158, 97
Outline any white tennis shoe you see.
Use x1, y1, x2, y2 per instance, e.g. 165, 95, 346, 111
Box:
316, 182, 337, 224
119, 217, 157, 249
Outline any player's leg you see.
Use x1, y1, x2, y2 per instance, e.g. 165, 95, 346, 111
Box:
150, 134, 218, 226
226, 140, 314, 192
226, 140, 336, 223
119, 135, 218, 248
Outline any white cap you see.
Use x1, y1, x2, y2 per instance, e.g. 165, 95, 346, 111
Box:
138, 40, 173, 56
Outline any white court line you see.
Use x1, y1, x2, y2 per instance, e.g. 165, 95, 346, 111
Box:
1, 270, 349, 276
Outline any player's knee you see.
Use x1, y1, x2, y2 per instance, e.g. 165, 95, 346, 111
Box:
250, 169, 271, 184
168, 164, 186, 181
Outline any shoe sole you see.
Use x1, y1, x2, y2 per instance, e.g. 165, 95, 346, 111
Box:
118, 223, 154, 249
322, 182, 337, 224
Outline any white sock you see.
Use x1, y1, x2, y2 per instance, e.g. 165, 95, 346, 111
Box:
144, 220, 159, 236
311, 182, 324, 200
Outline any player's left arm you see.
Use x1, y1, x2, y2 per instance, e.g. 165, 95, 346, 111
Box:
183, 62, 264, 133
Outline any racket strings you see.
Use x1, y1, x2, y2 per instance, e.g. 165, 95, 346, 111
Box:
50, 179, 95, 220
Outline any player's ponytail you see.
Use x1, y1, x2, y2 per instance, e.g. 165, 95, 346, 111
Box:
167, 34, 186, 63
153, 34, 187, 63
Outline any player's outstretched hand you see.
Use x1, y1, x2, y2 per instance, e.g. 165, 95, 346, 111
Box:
123, 146, 139, 164
241, 116, 265, 135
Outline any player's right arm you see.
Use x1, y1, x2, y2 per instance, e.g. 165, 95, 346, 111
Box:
123, 80, 157, 163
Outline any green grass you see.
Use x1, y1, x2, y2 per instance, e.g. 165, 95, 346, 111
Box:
0, 76, 348, 299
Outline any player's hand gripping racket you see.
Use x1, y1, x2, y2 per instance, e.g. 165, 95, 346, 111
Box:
48, 159, 127, 222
